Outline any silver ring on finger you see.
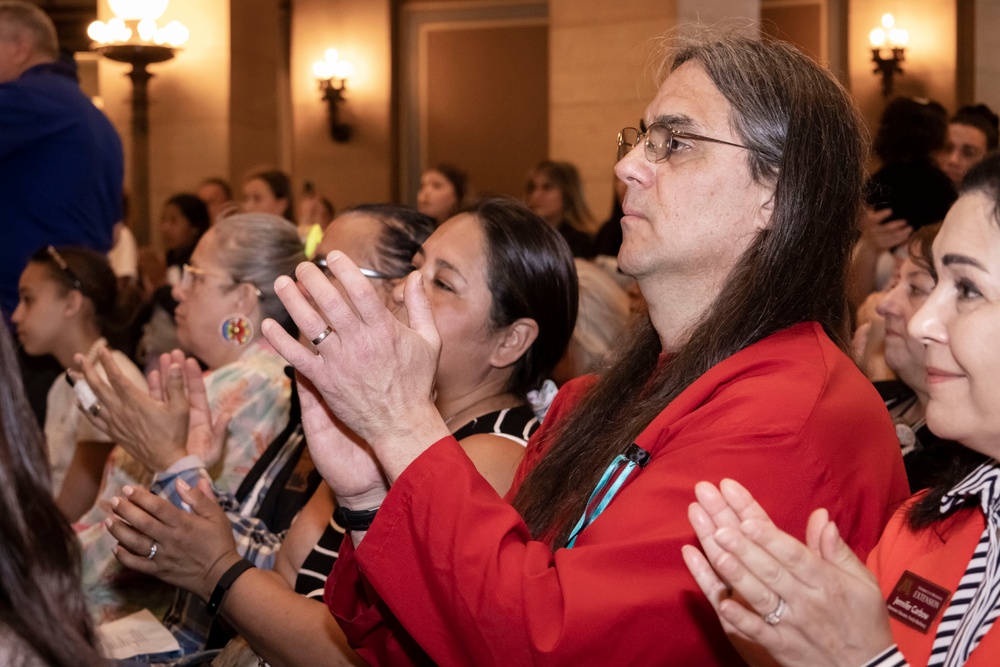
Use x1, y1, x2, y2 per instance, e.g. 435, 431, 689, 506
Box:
762, 597, 786, 626
311, 326, 334, 347
90, 401, 103, 417
147, 542, 158, 560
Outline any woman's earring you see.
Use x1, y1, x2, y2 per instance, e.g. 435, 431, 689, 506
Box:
220, 314, 254, 347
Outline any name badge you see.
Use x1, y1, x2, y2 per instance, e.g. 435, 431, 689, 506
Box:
886, 570, 951, 633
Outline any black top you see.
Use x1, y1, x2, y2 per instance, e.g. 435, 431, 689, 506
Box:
558, 221, 597, 259
593, 201, 624, 257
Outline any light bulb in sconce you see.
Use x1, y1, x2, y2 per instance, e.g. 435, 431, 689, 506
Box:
136, 18, 157, 41
334, 60, 355, 81
313, 60, 334, 80
869, 27, 886, 48
87, 20, 108, 43
881, 13, 895, 29
106, 17, 131, 42
314, 49, 353, 84
157, 20, 189, 47
888, 28, 909, 47
89, 0, 188, 49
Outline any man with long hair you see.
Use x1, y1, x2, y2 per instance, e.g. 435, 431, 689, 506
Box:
243, 30, 909, 665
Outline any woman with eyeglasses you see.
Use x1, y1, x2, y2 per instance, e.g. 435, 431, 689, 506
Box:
11, 245, 147, 522
74, 213, 304, 622
103, 198, 578, 665
683, 152, 1000, 667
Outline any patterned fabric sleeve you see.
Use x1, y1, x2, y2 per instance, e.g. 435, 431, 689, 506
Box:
201, 344, 292, 494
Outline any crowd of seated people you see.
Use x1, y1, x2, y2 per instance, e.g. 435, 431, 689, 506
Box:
97, 198, 577, 664
10, 2, 1000, 664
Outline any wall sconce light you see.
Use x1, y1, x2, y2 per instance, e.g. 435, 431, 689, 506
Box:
88, 0, 190, 244
313, 49, 355, 142
869, 13, 908, 97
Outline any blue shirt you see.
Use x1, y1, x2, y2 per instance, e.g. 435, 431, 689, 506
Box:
0, 61, 123, 323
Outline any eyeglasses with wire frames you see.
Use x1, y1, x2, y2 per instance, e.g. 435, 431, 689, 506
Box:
180, 263, 264, 300
617, 121, 749, 163
311, 256, 414, 281
46, 246, 83, 292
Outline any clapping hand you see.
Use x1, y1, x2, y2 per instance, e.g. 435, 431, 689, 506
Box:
77, 349, 230, 472
76, 349, 190, 472
109, 478, 241, 602
296, 372, 388, 510
262, 251, 448, 488
681, 479, 894, 667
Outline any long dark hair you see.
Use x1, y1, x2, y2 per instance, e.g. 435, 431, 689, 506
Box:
907, 152, 1000, 529
31, 245, 126, 347
0, 322, 103, 665
473, 197, 578, 396
166, 193, 211, 236
513, 32, 868, 546
429, 163, 468, 205
527, 161, 597, 234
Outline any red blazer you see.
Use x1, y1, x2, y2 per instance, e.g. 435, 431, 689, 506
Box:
327, 322, 910, 666
868, 501, 1000, 666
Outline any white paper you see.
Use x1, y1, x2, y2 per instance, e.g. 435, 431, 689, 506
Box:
96, 608, 181, 660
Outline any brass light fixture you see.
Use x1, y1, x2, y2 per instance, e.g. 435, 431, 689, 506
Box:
870, 13, 908, 97
88, 0, 189, 241
313, 49, 355, 143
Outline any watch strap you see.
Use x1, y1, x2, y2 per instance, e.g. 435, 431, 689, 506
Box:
333, 505, 380, 531
206, 559, 254, 616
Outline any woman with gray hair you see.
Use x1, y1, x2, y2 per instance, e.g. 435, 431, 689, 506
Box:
73, 213, 305, 621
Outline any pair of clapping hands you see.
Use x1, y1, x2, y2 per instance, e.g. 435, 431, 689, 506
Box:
682, 480, 895, 667
74, 348, 230, 474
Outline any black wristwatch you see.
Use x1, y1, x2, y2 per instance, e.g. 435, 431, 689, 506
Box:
206, 559, 254, 616
333, 505, 380, 531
